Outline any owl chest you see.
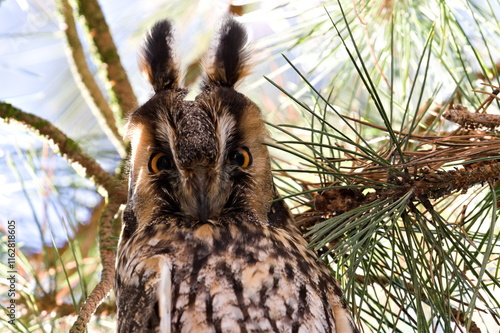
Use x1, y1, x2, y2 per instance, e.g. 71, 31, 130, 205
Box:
162, 236, 335, 332
117, 225, 336, 332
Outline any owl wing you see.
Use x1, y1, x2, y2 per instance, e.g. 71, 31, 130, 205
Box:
116, 250, 172, 333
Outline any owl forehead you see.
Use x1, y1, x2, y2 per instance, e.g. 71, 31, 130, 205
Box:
159, 100, 220, 167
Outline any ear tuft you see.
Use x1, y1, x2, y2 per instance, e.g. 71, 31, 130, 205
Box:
203, 16, 251, 88
141, 20, 180, 92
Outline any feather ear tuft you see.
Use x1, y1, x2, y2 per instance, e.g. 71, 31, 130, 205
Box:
203, 16, 251, 88
141, 20, 180, 92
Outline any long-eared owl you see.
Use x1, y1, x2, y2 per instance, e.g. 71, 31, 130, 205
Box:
115, 16, 359, 333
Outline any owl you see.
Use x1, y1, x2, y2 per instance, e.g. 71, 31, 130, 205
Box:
115, 16, 359, 333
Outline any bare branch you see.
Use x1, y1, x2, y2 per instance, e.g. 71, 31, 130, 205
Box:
70, 198, 121, 333
75, 0, 139, 119
0, 102, 126, 202
57, 0, 126, 157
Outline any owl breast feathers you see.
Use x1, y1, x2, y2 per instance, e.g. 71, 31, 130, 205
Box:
115, 16, 359, 333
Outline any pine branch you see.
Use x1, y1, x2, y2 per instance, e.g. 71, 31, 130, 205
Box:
75, 0, 138, 119
0, 102, 126, 202
297, 160, 500, 230
57, 0, 126, 157
404, 161, 500, 200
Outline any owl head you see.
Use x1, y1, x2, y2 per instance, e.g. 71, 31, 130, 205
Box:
122, 17, 277, 238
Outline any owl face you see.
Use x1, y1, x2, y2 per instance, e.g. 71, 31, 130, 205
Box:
124, 19, 274, 233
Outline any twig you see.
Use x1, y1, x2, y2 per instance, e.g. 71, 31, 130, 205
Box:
75, 0, 138, 119
57, 0, 126, 157
70, 198, 121, 333
473, 83, 500, 113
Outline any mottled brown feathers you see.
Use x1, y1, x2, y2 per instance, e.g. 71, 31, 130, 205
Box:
116, 16, 359, 333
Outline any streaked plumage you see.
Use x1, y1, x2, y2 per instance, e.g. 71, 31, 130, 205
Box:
115, 16, 359, 333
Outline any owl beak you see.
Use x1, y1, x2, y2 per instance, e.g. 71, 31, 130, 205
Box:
196, 191, 210, 223
184, 166, 220, 223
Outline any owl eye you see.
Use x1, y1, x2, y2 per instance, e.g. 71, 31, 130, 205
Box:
150, 153, 172, 173
226, 147, 252, 168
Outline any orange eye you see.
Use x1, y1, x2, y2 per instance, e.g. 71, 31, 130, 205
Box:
226, 147, 252, 168
150, 153, 171, 173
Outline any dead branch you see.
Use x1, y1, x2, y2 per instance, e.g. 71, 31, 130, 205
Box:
473, 83, 500, 113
